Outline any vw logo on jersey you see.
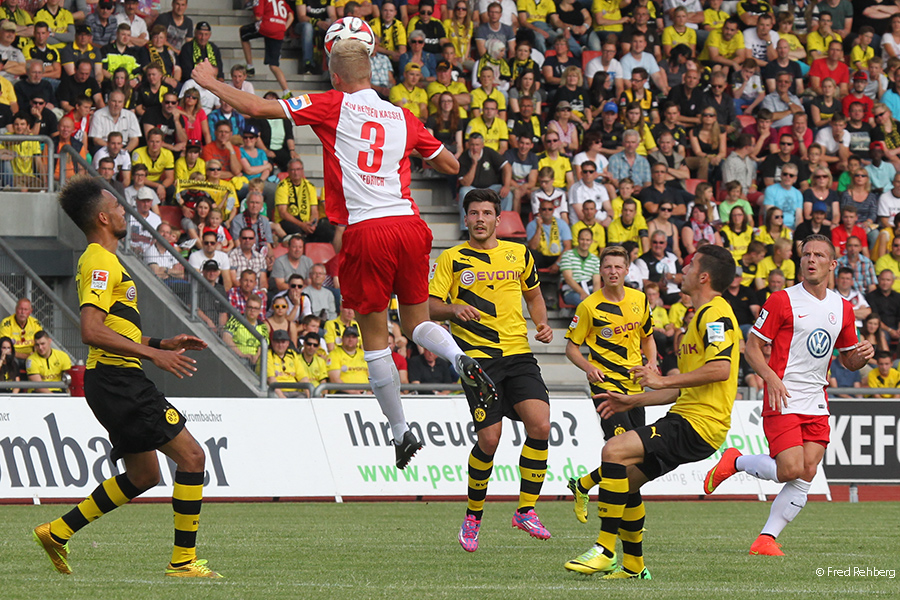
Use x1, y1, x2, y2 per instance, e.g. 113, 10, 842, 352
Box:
806, 328, 832, 358
460, 270, 476, 286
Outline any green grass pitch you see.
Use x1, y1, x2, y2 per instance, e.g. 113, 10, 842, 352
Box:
3, 500, 899, 600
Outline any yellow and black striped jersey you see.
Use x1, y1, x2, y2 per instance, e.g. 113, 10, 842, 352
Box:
429, 241, 539, 360
77, 243, 142, 370
670, 295, 739, 449
565, 286, 651, 394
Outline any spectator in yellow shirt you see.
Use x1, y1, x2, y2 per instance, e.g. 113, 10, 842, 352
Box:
389, 63, 428, 122
26, 331, 71, 393
327, 326, 369, 393
867, 351, 900, 397
0, 297, 41, 359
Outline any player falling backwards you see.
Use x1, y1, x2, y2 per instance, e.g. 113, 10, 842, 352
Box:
191, 42, 496, 470
430, 189, 554, 552
564, 244, 739, 578
564, 244, 657, 578
704, 234, 873, 556
34, 176, 220, 578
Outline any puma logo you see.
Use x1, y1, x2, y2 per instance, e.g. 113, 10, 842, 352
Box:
650, 426, 661, 439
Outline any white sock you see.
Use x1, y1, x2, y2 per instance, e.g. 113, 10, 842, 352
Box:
736, 454, 781, 482
761, 479, 811, 538
247, 62, 254, 69
364, 348, 408, 443
411, 321, 464, 365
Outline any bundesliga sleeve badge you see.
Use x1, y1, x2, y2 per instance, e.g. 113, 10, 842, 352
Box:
91, 270, 109, 290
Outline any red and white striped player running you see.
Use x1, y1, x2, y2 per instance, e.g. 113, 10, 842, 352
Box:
703, 234, 874, 556
191, 42, 497, 469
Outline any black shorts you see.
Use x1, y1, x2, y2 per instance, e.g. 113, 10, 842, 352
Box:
239, 22, 283, 66
84, 364, 186, 462
633, 412, 717, 481
462, 353, 549, 431
590, 383, 646, 441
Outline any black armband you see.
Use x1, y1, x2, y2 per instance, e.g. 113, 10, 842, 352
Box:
148, 337, 163, 349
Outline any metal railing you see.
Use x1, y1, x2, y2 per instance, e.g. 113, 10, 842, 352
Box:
0, 134, 56, 193
0, 380, 68, 392
0, 237, 87, 363
269, 382, 596, 398
58, 147, 269, 391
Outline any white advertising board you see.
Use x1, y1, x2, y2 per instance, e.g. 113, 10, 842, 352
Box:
0, 397, 828, 501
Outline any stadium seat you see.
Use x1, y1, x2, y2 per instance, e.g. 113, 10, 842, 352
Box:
277, 172, 289, 181
305, 242, 336, 264
496, 211, 527, 240
684, 179, 705, 195
737, 115, 756, 130
559, 290, 577, 310
158, 205, 183, 229
271, 243, 288, 261
581, 50, 601, 73
748, 191, 764, 206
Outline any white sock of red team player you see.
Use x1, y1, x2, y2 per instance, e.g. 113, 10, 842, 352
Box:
364, 348, 409, 442
411, 321, 464, 365
736, 454, 781, 482
761, 478, 811, 538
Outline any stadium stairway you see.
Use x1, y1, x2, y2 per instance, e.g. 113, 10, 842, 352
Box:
0, 191, 267, 397
185, 0, 587, 385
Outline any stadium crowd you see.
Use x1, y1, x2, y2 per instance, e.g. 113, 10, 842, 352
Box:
1, 0, 900, 395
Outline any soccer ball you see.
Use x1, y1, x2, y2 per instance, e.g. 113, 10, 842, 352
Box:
324, 17, 376, 57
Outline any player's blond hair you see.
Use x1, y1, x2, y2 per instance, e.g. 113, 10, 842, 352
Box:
329, 40, 372, 84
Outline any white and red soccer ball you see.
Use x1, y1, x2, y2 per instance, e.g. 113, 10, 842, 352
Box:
324, 17, 376, 57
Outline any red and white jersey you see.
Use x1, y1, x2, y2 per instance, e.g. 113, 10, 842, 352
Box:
278, 89, 444, 226
255, 0, 292, 40
751, 284, 858, 417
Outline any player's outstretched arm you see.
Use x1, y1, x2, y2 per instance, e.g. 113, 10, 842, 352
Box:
630, 359, 730, 391
745, 331, 790, 410
81, 306, 199, 379
523, 287, 552, 343
595, 387, 679, 419
565, 339, 603, 383
428, 295, 481, 323
191, 60, 285, 120
424, 147, 460, 176
839, 340, 875, 371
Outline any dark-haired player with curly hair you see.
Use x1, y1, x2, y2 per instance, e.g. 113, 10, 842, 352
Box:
33, 176, 221, 579
564, 244, 740, 579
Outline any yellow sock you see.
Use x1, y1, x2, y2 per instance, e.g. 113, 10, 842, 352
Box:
171, 471, 204, 566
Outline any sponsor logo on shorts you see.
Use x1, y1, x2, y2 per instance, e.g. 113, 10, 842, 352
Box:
126, 285, 136, 301
474, 407, 486, 422
165, 408, 180, 425
91, 270, 108, 290
614, 425, 626, 436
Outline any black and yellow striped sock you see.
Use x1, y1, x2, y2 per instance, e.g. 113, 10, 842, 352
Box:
595, 462, 628, 556
466, 444, 494, 520
171, 471, 204, 567
619, 492, 645, 574
577, 467, 602, 495
49, 474, 142, 543
517, 437, 548, 513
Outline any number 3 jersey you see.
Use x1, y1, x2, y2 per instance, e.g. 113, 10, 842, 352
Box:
278, 88, 444, 226
751, 284, 858, 417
